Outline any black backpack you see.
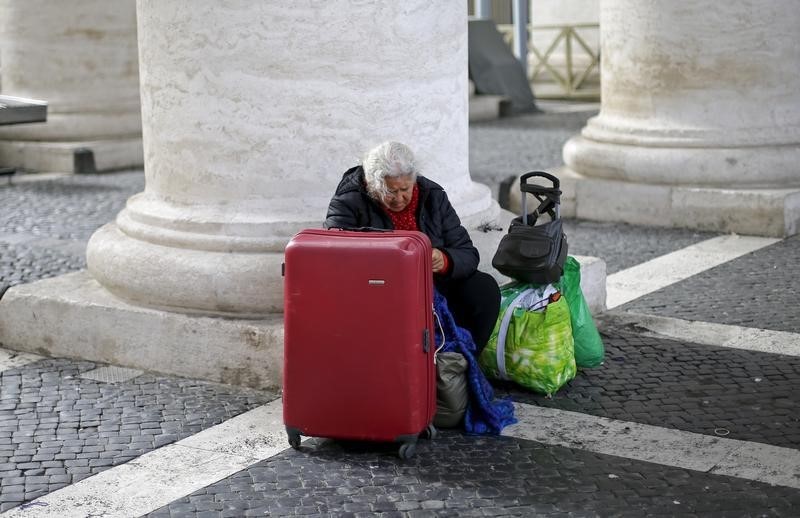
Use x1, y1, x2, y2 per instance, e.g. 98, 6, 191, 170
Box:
492, 171, 568, 284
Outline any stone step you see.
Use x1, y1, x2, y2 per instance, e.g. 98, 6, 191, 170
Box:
0, 137, 143, 174
468, 79, 509, 122
469, 93, 509, 122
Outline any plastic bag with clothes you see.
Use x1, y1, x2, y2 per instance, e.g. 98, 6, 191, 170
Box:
480, 283, 576, 396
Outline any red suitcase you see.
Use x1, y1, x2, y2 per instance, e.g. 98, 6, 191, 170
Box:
282, 228, 437, 459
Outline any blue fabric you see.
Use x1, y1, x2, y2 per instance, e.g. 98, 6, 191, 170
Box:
433, 289, 517, 435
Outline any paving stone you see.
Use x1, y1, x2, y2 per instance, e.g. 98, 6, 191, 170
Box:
492, 328, 800, 450
620, 234, 800, 333
146, 431, 800, 517
0, 358, 273, 511
0, 172, 142, 288
0, 172, 143, 240
469, 110, 594, 200
563, 220, 721, 274
0, 490, 24, 502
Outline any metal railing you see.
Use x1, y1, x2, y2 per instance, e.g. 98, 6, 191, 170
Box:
498, 23, 600, 99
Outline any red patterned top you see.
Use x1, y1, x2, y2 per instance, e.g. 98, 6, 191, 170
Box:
385, 184, 419, 231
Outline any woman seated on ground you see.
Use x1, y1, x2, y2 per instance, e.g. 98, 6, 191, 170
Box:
324, 141, 500, 353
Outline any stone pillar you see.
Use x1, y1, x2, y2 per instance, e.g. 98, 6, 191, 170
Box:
86, 0, 498, 318
0, 0, 142, 172
562, 0, 800, 236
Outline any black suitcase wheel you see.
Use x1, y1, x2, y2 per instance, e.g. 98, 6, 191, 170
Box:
421, 424, 437, 440
398, 441, 417, 460
286, 428, 301, 449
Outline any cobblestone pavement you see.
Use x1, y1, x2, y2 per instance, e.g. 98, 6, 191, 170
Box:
0, 172, 144, 292
620, 234, 800, 332
1, 105, 799, 516
468, 106, 595, 199
496, 329, 799, 449
560, 220, 720, 274
148, 433, 800, 518
0, 358, 270, 512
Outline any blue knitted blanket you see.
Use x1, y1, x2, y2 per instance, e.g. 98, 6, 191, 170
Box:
433, 289, 517, 435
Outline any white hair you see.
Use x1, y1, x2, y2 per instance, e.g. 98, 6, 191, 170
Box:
362, 141, 418, 199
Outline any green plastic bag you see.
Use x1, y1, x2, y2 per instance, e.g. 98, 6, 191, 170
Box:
480, 284, 576, 396
558, 256, 605, 368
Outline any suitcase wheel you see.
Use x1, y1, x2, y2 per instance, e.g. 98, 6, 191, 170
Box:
398, 441, 417, 460
286, 428, 301, 450
421, 424, 437, 440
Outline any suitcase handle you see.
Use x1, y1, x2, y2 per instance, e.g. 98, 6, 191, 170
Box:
519, 171, 561, 225
520, 171, 560, 191
334, 226, 392, 233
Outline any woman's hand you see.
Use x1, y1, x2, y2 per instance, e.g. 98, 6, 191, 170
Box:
432, 248, 446, 273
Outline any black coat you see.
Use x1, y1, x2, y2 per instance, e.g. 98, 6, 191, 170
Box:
324, 166, 480, 280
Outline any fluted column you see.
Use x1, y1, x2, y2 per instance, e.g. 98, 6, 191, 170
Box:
0, 0, 142, 170
562, 0, 800, 235
87, 0, 497, 318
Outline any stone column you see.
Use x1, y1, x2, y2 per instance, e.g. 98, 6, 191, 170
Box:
86, 0, 498, 319
0, 0, 142, 172
562, 0, 800, 236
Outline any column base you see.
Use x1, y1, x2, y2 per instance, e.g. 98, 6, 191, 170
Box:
572, 173, 799, 238
0, 272, 283, 389
0, 137, 143, 173
507, 168, 800, 238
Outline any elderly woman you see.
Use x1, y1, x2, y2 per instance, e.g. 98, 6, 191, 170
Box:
324, 141, 501, 353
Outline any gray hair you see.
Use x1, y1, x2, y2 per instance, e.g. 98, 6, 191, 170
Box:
362, 141, 418, 199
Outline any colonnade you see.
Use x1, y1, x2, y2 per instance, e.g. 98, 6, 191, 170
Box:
0, 0, 142, 172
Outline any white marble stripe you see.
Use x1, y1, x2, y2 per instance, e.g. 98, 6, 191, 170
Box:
1, 399, 291, 518
0, 347, 41, 372
505, 403, 800, 489
598, 311, 800, 357
606, 234, 780, 309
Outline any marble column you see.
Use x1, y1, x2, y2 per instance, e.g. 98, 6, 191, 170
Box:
0, 0, 142, 172
86, 0, 498, 318
562, 0, 800, 236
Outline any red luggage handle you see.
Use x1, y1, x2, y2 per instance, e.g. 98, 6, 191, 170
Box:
332, 226, 392, 232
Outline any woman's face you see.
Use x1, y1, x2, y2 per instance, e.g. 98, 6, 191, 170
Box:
381, 175, 415, 212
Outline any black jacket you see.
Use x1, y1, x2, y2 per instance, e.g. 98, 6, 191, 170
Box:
324, 166, 480, 280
